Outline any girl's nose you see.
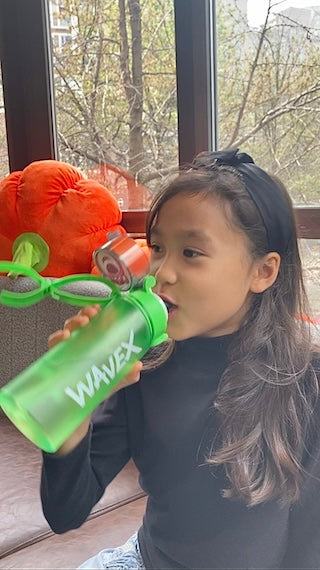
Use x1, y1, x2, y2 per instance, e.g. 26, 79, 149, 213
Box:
152, 256, 177, 285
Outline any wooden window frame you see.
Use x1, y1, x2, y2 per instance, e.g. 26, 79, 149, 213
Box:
0, 0, 57, 171
0, 0, 319, 240
121, 208, 320, 240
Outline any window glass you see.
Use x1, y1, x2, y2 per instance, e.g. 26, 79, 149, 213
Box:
217, 0, 320, 205
300, 239, 320, 324
0, 70, 9, 179
49, 0, 178, 210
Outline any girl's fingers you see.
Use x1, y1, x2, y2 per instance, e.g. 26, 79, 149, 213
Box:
48, 305, 101, 348
112, 361, 143, 394
77, 304, 101, 319
63, 313, 90, 333
128, 361, 143, 382
48, 328, 70, 349
63, 304, 101, 332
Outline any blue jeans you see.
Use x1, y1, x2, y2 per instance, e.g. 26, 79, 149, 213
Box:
77, 532, 145, 569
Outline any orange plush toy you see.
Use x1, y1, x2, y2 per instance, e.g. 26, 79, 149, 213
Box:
0, 160, 127, 277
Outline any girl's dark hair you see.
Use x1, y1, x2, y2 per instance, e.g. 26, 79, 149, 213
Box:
145, 154, 319, 507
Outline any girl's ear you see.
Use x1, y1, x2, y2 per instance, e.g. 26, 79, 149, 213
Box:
250, 252, 281, 294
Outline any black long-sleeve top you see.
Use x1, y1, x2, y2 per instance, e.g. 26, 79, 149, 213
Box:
41, 334, 320, 569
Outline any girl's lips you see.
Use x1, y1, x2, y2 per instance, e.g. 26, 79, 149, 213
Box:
158, 294, 178, 314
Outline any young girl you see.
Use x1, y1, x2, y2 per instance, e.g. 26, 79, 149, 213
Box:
41, 149, 320, 569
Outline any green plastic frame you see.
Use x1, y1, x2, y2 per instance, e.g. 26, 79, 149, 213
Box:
0, 262, 120, 308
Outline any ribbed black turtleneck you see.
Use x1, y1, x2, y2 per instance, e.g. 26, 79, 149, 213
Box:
41, 336, 320, 569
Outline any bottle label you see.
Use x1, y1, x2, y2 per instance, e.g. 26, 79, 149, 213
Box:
63, 329, 142, 407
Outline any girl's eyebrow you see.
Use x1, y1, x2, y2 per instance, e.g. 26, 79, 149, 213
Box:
151, 227, 212, 244
149, 227, 161, 237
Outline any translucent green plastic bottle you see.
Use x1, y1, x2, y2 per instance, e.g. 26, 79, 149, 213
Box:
0, 276, 167, 453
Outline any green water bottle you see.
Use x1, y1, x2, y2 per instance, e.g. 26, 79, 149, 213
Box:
0, 276, 167, 453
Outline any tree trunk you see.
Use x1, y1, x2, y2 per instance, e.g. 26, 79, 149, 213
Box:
119, 0, 144, 176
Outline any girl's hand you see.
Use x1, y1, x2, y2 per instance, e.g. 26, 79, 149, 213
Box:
48, 305, 142, 455
48, 304, 143, 390
48, 304, 102, 348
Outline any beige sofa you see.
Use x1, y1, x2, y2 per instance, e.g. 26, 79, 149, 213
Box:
0, 276, 146, 569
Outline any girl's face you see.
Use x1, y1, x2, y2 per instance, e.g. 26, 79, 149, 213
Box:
150, 192, 260, 340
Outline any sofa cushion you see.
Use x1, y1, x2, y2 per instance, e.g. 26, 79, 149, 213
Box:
0, 496, 146, 569
0, 275, 146, 567
0, 276, 111, 388
0, 415, 145, 560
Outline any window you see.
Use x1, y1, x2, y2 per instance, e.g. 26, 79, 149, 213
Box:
300, 239, 320, 323
0, 73, 9, 179
216, 0, 320, 206
0, 0, 319, 303
49, 0, 179, 210
216, 0, 320, 321
50, 0, 73, 28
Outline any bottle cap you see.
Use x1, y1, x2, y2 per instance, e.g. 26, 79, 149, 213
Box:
94, 234, 150, 291
130, 276, 168, 346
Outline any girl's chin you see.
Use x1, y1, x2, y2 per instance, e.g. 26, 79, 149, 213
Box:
166, 318, 192, 341
167, 307, 178, 321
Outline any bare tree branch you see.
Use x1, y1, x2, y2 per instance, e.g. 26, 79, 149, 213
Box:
230, 82, 320, 148
227, 1, 273, 146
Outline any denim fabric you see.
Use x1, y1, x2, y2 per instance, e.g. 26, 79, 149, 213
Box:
77, 532, 145, 569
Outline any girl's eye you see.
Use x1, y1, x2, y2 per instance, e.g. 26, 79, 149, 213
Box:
183, 248, 201, 258
150, 244, 162, 254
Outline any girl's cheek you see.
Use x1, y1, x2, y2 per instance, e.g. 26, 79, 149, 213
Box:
149, 259, 160, 275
